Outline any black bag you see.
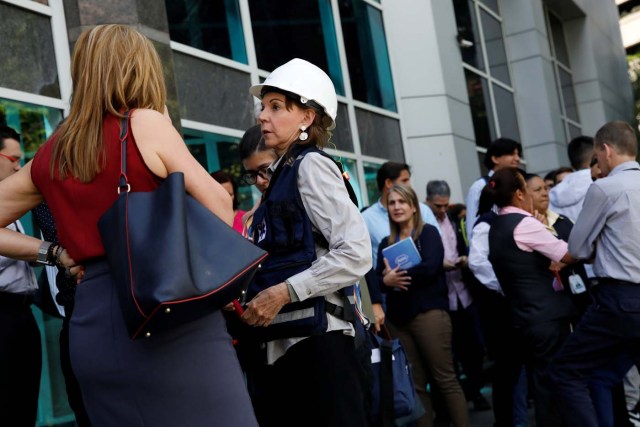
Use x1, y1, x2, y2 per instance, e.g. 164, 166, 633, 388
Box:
98, 112, 268, 339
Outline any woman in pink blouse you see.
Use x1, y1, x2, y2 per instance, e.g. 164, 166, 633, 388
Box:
486, 167, 577, 427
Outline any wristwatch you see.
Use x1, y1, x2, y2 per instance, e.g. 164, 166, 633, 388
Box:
36, 241, 53, 265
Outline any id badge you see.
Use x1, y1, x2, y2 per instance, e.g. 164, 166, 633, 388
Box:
568, 274, 587, 294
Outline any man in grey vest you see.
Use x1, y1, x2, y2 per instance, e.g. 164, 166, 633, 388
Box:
550, 121, 640, 427
0, 126, 41, 425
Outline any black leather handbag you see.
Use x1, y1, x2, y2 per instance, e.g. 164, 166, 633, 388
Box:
98, 112, 268, 339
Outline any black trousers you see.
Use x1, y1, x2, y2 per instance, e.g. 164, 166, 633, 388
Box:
248, 331, 369, 427
550, 282, 640, 427
450, 302, 486, 400
0, 302, 41, 427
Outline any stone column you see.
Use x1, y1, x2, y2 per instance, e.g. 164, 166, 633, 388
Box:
62, 0, 182, 130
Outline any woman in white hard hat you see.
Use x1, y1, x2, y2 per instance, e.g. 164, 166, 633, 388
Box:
239, 58, 372, 426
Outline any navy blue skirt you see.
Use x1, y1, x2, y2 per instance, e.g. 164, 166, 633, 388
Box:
69, 260, 258, 426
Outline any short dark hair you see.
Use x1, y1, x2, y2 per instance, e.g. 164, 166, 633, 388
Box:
594, 121, 638, 157
0, 126, 20, 151
376, 162, 410, 192
486, 167, 527, 208
483, 138, 522, 170
210, 170, 239, 210
543, 170, 557, 183
239, 124, 267, 161
567, 136, 594, 169
524, 173, 540, 182
426, 180, 451, 200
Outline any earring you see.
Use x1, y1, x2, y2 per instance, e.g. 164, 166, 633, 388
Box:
299, 125, 308, 141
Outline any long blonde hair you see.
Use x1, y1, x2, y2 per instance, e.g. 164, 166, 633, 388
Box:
387, 184, 424, 244
51, 24, 166, 181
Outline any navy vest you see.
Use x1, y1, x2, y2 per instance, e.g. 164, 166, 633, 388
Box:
489, 213, 576, 327
248, 144, 357, 340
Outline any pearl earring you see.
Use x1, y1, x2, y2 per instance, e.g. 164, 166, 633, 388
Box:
299, 125, 308, 141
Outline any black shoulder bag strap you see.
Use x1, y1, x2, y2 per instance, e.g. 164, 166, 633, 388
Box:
118, 111, 131, 194
380, 339, 395, 427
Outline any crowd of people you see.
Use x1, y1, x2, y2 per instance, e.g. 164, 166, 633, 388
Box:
1, 24, 640, 427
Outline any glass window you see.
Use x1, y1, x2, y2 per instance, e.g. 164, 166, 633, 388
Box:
492, 84, 520, 142
464, 69, 495, 148
479, 0, 499, 14
453, 0, 485, 71
183, 128, 257, 211
332, 157, 363, 207
249, 0, 345, 95
0, 3, 60, 98
548, 13, 570, 68
558, 68, 578, 122
0, 98, 62, 160
165, 0, 247, 64
363, 161, 382, 207
568, 123, 582, 141
480, 9, 510, 85
339, 0, 396, 111
546, 10, 581, 137
173, 52, 255, 130
333, 103, 354, 152
356, 108, 403, 160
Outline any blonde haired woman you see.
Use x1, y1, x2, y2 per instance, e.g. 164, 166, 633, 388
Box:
376, 185, 470, 427
0, 25, 257, 426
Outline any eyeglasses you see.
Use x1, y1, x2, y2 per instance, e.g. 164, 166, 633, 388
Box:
240, 167, 270, 185
0, 153, 22, 163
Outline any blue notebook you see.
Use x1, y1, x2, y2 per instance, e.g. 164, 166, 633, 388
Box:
382, 237, 422, 270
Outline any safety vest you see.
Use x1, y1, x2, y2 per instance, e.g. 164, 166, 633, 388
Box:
248, 144, 360, 341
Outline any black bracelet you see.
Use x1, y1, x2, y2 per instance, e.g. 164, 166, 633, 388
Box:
54, 245, 64, 267
46, 243, 58, 265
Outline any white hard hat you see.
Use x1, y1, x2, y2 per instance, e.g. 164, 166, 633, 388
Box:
250, 58, 338, 130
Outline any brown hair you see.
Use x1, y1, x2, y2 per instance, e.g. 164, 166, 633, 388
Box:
51, 24, 166, 181
261, 86, 332, 149
594, 121, 638, 157
387, 184, 424, 244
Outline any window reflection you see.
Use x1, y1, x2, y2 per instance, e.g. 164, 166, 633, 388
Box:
0, 98, 62, 159
339, 0, 396, 111
453, 0, 485, 71
0, 3, 60, 98
332, 156, 362, 207
249, 0, 345, 95
363, 161, 382, 207
548, 13, 570, 67
492, 84, 520, 142
559, 68, 578, 122
165, 0, 247, 63
480, 9, 510, 85
183, 128, 257, 210
464, 69, 495, 148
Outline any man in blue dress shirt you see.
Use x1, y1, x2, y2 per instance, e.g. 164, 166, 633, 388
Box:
550, 121, 640, 427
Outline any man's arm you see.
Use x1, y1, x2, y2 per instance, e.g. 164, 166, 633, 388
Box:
568, 184, 608, 260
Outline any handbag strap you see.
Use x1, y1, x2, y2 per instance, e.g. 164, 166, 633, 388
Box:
380, 339, 395, 427
118, 111, 131, 194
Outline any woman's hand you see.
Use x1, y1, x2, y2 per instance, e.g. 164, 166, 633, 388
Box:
59, 248, 85, 283
371, 303, 385, 333
241, 282, 291, 327
382, 259, 411, 291
533, 209, 548, 225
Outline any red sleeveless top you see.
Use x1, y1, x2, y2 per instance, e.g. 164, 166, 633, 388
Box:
31, 114, 162, 262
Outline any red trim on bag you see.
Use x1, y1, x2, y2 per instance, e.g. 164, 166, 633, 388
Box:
130, 252, 268, 339
125, 193, 148, 320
